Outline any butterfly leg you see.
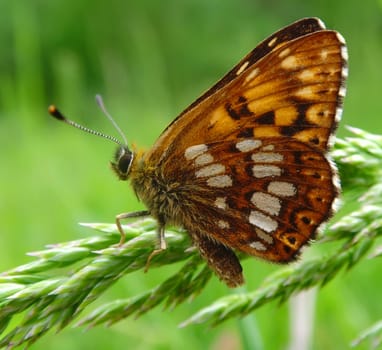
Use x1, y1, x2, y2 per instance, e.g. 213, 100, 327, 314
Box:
144, 217, 166, 272
116, 210, 150, 245
190, 231, 244, 288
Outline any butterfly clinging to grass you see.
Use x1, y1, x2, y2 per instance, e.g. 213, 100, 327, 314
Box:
49, 17, 348, 287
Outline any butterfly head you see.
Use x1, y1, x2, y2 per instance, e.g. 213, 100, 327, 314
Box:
111, 145, 134, 180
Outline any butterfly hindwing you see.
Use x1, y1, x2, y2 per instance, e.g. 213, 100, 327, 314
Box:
180, 137, 336, 262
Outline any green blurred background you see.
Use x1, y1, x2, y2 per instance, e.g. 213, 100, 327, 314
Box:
1, 0, 382, 349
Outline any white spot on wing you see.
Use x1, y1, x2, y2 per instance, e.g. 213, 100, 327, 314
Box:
267, 181, 296, 197
338, 85, 346, 97
341, 64, 349, 79
185, 144, 208, 160
281, 55, 298, 70
249, 210, 278, 233
340, 42, 349, 62
252, 165, 282, 178
334, 106, 343, 123
214, 197, 227, 210
218, 220, 230, 229
245, 67, 260, 83
320, 49, 328, 60
268, 36, 277, 47
251, 192, 281, 216
316, 18, 326, 29
336, 32, 346, 45
252, 152, 283, 163
295, 86, 314, 98
236, 61, 249, 75
256, 228, 274, 244
262, 144, 274, 151
278, 47, 291, 58
207, 175, 233, 188
249, 241, 267, 251
195, 164, 225, 178
195, 153, 214, 166
299, 69, 315, 82
236, 139, 262, 152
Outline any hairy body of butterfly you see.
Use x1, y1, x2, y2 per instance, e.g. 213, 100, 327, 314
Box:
52, 17, 348, 288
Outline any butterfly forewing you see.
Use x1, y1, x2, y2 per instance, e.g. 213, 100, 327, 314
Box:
151, 30, 346, 167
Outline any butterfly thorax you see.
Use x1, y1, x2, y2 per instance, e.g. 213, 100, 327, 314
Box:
123, 152, 188, 227
110, 146, 182, 224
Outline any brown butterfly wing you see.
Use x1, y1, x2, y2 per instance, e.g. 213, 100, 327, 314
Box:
173, 138, 337, 262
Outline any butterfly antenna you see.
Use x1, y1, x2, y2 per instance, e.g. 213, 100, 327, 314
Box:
95, 94, 128, 146
48, 104, 125, 147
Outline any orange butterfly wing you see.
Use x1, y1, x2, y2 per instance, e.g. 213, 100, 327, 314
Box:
145, 18, 346, 164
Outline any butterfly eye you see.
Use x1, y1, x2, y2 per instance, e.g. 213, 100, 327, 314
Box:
111, 146, 133, 180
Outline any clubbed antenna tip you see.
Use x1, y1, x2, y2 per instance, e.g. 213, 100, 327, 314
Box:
48, 102, 127, 148
48, 105, 65, 121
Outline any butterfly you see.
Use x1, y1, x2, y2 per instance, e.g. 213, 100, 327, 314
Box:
50, 17, 348, 288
